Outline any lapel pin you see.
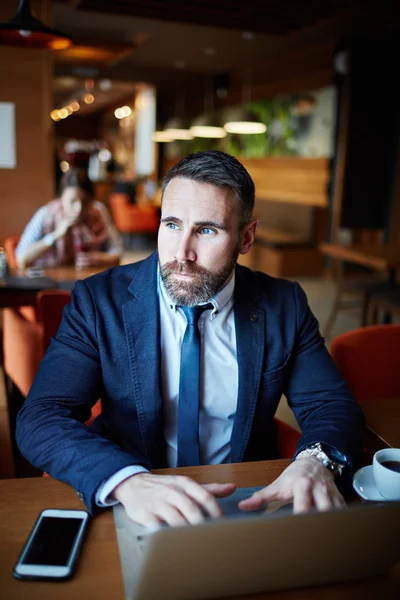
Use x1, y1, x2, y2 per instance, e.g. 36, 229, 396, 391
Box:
250, 315, 258, 322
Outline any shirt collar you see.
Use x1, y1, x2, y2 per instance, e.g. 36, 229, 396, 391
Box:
158, 265, 235, 319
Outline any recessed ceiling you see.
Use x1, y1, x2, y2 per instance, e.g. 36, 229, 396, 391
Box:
65, 0, 362, 36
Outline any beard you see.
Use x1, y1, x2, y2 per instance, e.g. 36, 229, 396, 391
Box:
160, 249, 239, 307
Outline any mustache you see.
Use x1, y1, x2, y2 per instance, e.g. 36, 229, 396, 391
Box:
162, 261, 207, 276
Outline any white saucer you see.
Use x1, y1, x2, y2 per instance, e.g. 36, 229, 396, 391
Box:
353, 465, 385, 501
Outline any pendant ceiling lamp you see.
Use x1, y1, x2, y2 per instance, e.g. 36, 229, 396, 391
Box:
223, 72, 266, 135
190, 80, 226, 139
190, 114, 226, 138
164, 86, 193, 140
165, 117, 194, 140
152, 130, 173, 143
224, 110, 267, 134
0, 0, 72, 50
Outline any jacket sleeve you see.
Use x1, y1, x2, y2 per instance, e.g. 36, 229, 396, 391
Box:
285, 282, 365, 474
16, 279, 146, 514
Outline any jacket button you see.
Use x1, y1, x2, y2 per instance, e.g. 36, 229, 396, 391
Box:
250, 315, 258, 322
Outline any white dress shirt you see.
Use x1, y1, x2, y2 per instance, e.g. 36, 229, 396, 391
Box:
96, 271, 238, 506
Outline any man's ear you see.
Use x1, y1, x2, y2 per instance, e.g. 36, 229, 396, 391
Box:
239, 219, 258, 255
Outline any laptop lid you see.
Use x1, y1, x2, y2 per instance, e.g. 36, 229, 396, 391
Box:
127, 497, 400, 600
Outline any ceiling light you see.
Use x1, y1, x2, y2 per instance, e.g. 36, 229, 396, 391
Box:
190, 114, 226, 139
70, 101, 80, 112
223, 68, 266, 134
165, 118, 194, 140
0, 0, 72, 50
224, 119, 267, 135
83, 94, 94, 104
99, 149, 112, 162
121, 106, 132, 117
99, 79, 112, 91
152, 132, 173, 143
50, 110, 60, 121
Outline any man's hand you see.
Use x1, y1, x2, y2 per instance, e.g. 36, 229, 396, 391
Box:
239, 456, 346, 514
113, 473, 236, 528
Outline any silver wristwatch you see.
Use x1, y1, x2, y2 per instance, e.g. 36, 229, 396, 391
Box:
296, 443, 345, 477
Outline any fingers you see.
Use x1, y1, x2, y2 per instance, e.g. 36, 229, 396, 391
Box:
203, 483, 237, 497
238, 483, 282, 511
175, 478, 225, 519
292, 478, 314, 514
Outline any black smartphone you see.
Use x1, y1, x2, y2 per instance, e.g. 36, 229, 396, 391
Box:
13, 508, 90, 581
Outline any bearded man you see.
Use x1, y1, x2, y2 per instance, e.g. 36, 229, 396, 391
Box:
16, 151, 364, 526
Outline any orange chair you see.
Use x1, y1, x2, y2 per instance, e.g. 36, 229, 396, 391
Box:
330, 325, 400, 463
37, 290, 101, 424
109, 193, 160, 234
330, 325, 400, 403
37, 290, 72, 354
3, 235, 20, 269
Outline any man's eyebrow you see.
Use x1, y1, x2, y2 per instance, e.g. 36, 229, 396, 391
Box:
160, 216, 182, 224
160, 217, 227, 230
194, 220, 227, 230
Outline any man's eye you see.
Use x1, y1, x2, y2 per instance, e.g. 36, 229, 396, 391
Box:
166, 222, 178, 230
200, 227, 214, 235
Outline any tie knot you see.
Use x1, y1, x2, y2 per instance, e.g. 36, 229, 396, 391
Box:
180, 303, 213, 327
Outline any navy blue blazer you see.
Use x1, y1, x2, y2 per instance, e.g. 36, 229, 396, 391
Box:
16, 252, 364, 513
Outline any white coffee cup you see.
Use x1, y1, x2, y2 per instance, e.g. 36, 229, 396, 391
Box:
373, 448, 400, 500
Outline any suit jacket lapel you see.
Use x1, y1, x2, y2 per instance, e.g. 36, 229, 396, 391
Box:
122, 253, 165, 467
230, 266, 266, 462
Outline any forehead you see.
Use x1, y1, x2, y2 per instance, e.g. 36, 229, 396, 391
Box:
162, 177, 237, 223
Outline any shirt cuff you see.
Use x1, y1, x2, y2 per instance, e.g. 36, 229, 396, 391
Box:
95, 465, 149, 507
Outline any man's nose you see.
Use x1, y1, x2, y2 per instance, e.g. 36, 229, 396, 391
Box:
175, 232, 196, 262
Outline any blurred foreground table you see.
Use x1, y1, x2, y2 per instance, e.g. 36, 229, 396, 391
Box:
0, 266, 107, 309
1, 460, 400, 599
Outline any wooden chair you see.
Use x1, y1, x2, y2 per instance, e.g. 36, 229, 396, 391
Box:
323, 266, 392, 340
323, 230, 390, 340
369, 287, 400, 325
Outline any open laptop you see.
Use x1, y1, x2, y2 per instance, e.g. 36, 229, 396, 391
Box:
113, 487, 400, 600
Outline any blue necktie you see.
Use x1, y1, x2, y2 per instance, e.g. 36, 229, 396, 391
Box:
177, 304, 213, 467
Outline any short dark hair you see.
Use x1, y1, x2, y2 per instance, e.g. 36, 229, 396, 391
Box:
161, 150, 255, 226
59, 168, 94, 199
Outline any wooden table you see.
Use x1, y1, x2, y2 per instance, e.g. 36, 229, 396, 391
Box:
364, 398, 400, 450
319, 243, 400, 277
0, 266, 107, 309
1, 460, 400, 600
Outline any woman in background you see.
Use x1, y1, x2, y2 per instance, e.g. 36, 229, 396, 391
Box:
16, 169, 122, 269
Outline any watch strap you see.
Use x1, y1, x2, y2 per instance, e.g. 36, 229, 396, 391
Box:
296, 443, 347, 477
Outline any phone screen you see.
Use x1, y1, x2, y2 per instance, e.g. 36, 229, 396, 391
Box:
21, 517, 84, 566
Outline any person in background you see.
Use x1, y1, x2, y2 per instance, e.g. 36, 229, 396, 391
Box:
16, 168, 122, 269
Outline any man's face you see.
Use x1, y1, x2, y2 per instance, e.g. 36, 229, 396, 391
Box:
158, 177, 257, 306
